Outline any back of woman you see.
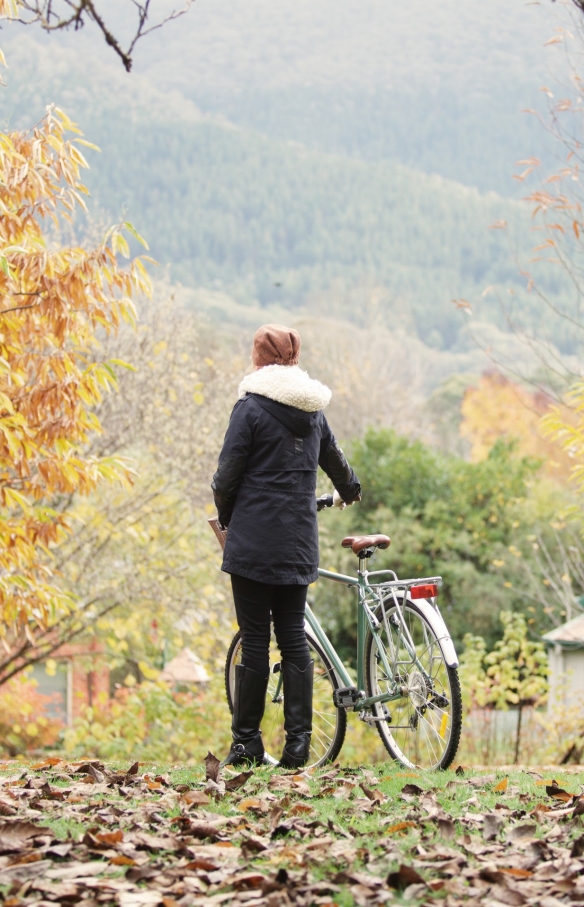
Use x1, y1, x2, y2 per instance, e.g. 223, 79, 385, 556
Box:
212, 324, 361, 767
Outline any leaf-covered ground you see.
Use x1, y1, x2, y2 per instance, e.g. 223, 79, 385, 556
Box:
0, 756, 583, 907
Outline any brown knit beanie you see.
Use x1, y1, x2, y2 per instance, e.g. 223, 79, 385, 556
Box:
251, 324, 301, 368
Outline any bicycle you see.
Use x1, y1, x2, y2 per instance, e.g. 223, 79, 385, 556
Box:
212, 494, 462, 771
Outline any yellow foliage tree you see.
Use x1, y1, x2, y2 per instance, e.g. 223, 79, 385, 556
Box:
460, 371, 574, 482
0, 104, 150, 680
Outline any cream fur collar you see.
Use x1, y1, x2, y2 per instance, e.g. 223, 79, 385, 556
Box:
238, 365, 332, 413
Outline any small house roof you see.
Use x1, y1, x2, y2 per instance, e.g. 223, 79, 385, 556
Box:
160, 648, 209, 684
542, 613, 584, 648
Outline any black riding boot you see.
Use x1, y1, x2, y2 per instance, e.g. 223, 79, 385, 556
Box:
279, 661, 313, 768
222, 664, 269, 766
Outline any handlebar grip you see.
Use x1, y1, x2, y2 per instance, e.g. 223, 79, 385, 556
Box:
316, 494, 334, 511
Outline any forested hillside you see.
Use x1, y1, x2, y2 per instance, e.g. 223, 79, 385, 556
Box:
4, 32, 567, 351
13, 0, 559, 195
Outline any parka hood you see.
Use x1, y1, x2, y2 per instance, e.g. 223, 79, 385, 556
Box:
249, 394, 320, 438
238, 364, 332, 412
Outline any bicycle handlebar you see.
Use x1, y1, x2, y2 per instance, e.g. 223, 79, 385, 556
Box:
316, 493, 334, 511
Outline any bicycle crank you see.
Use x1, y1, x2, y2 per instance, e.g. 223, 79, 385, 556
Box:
359, 705, 391, 725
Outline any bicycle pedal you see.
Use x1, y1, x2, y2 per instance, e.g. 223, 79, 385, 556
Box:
359, 706, 391, 725
333, 686, 364, 708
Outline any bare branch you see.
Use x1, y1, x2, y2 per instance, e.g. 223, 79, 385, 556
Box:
1, 0, 194, 71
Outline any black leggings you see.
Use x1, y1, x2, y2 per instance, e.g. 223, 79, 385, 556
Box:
230, 574, 311, 677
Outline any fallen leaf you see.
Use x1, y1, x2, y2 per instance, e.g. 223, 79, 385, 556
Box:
109, 855, 136, 866
30, 758, 63, 770
180, 790, 210, 807
0, 821, 50, 853
360, 783, 383, 802
384, 821, 416, 835
95, 830, 124, 846
546, 784, 574, 802
184, 859, 220, 871
232, 872, 266, 890
571, 835, 584, 857
188, 823, 223, 841
119, 893, 162, 907
401, 783, 424, 797
500, 868, 534, 878
508, 823, 537, 842
437, 818, 456, 840
205, 752, 221, 784
387, 864, 425, 890
238, 798, 263, 812
224, 770, 253, 792
484, 813, 504, 841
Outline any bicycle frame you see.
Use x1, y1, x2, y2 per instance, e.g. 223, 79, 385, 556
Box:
272, 560, 458, 714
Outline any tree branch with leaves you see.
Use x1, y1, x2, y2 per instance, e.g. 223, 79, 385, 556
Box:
0, 103, 151, 677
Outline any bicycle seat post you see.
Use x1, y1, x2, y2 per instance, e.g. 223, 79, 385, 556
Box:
358, 554, 368, 578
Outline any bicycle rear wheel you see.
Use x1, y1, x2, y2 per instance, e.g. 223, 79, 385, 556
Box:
225, 628, 346, 768
364, 597, 462, 769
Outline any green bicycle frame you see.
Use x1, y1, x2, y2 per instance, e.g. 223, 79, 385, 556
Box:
310, 566, 406, 711
270, 563, 429, 712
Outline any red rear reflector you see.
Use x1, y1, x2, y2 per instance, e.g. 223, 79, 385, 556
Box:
410, 584, 438, 600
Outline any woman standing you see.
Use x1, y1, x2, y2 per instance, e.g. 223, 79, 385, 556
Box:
212, 324, 361, 768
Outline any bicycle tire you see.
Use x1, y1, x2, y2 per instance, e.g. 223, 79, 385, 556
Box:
225, 628, 346, 768
364, 597, 462, 770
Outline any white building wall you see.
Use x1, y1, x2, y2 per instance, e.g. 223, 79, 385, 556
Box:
547, 644, 584, 711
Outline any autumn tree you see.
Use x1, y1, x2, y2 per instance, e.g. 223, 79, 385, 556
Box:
49, 293, 242, 683
460, 371, 574, 482
0, 104, 150, 685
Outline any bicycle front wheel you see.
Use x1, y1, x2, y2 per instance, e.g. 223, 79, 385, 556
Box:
225, 629, 346, 768
364, 597, 462, 770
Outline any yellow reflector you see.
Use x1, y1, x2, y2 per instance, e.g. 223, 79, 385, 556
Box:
439, 713, 448, 739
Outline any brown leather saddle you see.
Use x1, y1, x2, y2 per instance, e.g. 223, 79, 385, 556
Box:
341, 534, 391, 556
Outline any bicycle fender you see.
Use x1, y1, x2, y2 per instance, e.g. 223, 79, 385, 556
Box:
407, 597, 459, 668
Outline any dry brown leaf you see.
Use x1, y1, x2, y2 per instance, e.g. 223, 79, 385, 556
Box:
384, 821, 416, 835
95, 830, 124, 846
30, 759, 63, 770
387, 864, 425, 890
437, 818, 456, 840
184, 858, 220, 871
288, 803, 313, 816
546, 784, 574, 802
232, 872, 267, 890
180, 790, 210, 807
500, 868, 534, 878
109, 855, 136, 866
0, 821, 51, 853
237, 798, 263, 812
401, 783, 424, 797
507, 824, 537, 843
204, 752, 221, 784
360, 783, 383, 803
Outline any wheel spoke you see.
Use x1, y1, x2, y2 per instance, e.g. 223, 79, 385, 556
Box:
366, 600, 460, 769
226, 632, 345, 769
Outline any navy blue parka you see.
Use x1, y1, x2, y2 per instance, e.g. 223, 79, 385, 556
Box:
212, 392, 361, 585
